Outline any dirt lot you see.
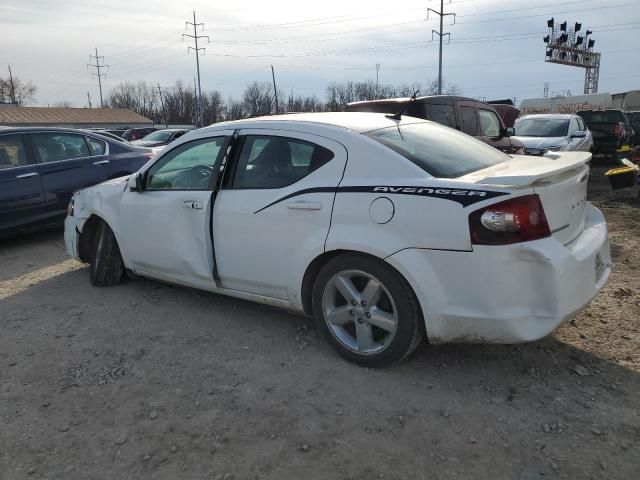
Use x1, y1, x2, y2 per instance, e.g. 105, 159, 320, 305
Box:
1, 164, 639, 480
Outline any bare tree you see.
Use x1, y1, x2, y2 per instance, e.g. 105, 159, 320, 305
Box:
243, 81, 273, 117
0, 76, 37, 106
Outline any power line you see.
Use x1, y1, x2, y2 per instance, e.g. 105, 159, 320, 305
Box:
87, 48, 108, 108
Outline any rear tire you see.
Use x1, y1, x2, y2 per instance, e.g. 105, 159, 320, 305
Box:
312, 253, 424, 367
89, 221, 124, 287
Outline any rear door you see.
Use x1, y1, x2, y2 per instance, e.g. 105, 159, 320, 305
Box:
31, 131, 111, 221
458, 101, 480, 139
212, 129, 347, 300
0, 133, 45, 232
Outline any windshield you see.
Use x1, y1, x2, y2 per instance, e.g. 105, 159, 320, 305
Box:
514, 118, 569, 137
142, 130, 173, 142
365, 122, 509, 178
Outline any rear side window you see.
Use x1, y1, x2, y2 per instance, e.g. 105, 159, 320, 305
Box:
425, 104, 456, 128
460, 107, 478, 135
0, 134, 30, 170
31, 133, 90, 163
86, 137, 106, 155
232, 135, 334, 189
365, 122, 508, 178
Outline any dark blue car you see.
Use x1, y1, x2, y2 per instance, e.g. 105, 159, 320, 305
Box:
0, 127, 154, 238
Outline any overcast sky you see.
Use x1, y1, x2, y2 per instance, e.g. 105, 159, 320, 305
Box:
1, 0, 639, 108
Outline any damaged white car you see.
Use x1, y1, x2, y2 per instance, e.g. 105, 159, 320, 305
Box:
65, 112, 611, 367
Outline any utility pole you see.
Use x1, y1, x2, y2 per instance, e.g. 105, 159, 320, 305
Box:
271, 65, 279, 114
183, 11, 209, 127
375, 63, 381, 98
157, 83, 168, 128
7, 65, 16, 104
427, 1, 456, 95
86, 92, 92, 108
87, 48, 108, 108
193, 77, 199, 127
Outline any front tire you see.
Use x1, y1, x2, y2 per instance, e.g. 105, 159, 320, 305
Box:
89, 221, 124, 287
312, 253, 424, 367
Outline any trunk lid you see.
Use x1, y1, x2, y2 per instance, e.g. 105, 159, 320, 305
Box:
461, 152, 591, 244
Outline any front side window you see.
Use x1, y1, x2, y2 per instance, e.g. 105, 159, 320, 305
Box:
460, 106, 478, 135
479, 110, 502, 137
365, 121, 509, 178
0, 134, 30, 170
232, 135, 334, 189
146, 137, 226, 190
31, 133, 90, 163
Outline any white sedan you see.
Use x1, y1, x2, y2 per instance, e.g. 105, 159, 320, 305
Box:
64, 112, 611, 367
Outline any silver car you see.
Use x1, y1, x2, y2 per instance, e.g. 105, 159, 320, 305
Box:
513, 114, 594, 156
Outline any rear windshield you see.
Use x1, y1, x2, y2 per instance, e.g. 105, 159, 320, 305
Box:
143, 130, 173, 142
578, 110, 626, 124
365, 122, 509, 178
515, 117, 569, 137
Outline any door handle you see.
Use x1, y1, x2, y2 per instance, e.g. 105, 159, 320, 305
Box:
287, 201, 322, 211
93, 160, 110, 165
182, 200, 203, 209
16, 172, 38, 179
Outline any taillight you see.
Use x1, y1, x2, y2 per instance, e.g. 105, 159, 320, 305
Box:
614, 123, 624, 140
469, 194, 551, 245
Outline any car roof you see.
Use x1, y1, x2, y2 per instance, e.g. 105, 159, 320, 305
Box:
199, 112, 429, 134
0, 126, 121, 136
518, 114, 575, 120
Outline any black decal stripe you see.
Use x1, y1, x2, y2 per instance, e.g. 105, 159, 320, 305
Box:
253, 187, 336, 214
254, 185, 510, 213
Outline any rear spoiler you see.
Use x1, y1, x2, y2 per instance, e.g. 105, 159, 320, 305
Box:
473, 152, 591, 186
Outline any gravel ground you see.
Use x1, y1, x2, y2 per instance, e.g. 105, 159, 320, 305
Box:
1, 164, 639, 480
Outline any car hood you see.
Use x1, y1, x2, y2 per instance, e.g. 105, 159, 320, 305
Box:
511, 136, 568, 149
131, 140, 167, 147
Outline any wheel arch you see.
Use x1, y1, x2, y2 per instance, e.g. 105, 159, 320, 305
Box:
77, 214, 116, 263
300, 249, 421, 319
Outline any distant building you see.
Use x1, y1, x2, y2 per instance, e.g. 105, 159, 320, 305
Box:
0, 107, 152, 129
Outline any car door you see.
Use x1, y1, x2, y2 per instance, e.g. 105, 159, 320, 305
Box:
212, 129, 347, 300
478, 108, 511, 152
118, 132, 232, 288
31, 131, 111, 221
458, 102, 480, 139
0, 133, 45, 232
573, 116, 591, 151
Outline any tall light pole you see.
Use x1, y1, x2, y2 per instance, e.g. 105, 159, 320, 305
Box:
427, 1, 455, 95
183, 11, 209, 127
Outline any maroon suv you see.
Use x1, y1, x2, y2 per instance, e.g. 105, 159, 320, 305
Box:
346, 95, 525, 154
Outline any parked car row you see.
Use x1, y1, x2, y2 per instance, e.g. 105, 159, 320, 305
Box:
0, 127, 155, 238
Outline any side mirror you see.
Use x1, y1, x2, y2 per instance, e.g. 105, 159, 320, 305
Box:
129, 172, 144, 192
504, 127, 515, 137
572, 130, 587, 138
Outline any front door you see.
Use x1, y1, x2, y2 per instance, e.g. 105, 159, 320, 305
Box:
0, 133, 45, 232
479, 108, 512, 153
119, 133, 232, 288
213, 129, 347, 301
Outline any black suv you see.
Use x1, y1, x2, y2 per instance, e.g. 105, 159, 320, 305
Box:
577, 109, 634, 159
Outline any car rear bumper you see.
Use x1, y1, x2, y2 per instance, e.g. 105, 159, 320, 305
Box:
386, 203, 610, 344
